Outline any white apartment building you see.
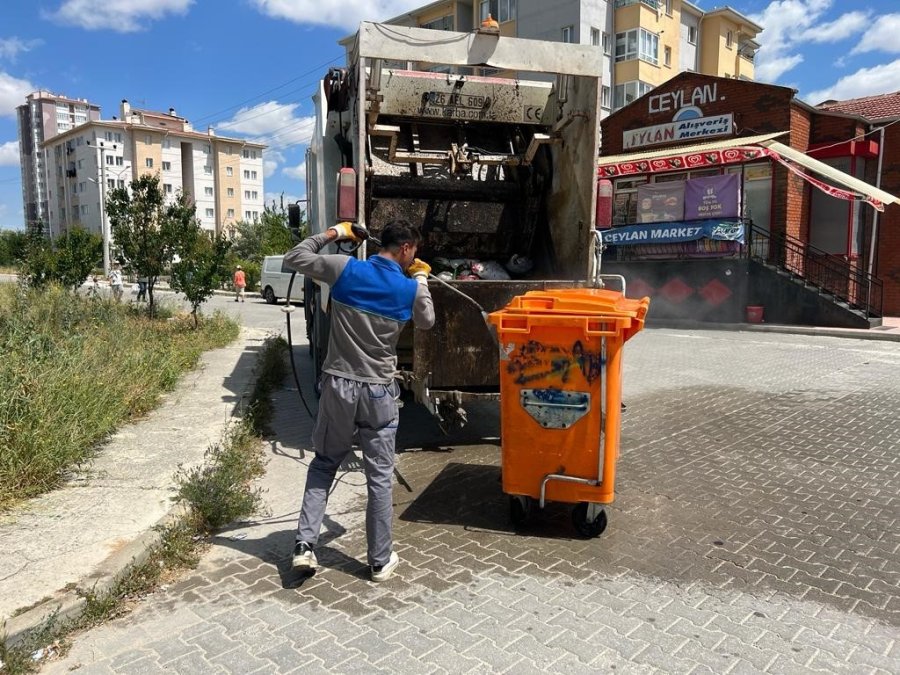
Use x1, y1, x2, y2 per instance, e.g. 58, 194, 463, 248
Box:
40, 100, 266, 240
16, 91, 101, 230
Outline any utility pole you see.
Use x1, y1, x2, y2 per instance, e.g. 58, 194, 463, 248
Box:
88, 140, 117, 275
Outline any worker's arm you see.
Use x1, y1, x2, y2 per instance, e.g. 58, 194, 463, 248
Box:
412, 285, 435, 330
283, 229, 349, 286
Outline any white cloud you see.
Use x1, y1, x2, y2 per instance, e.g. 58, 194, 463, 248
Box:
0, 37, 43, 61
0, 141, 19, 166
0, 71, 36, 117
803, 59, 900, 104
45, 0, 194, 32
851, 14, 900, 54
749, 1, 868, 82
801, 11, 871, 43
284, 161, 307, 182
251, 0, 423, 30
217, 101, 315, 176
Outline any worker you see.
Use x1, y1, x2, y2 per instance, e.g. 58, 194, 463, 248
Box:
284, 220, 434, 582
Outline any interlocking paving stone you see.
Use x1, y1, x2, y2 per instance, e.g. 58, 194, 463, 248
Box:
42, 331, 900, 674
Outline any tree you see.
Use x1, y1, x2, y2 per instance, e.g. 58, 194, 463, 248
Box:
171, 232, 232, 328
107, 175, 197, 316
19, 221, 57, 289
0, 230, 29, 267
228, 195, 299, 263
55, 227, 102, 291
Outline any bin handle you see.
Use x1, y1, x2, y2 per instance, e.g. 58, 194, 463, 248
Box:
497, 315, 530, 333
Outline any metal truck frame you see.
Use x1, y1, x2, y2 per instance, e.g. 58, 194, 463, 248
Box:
304, 21, 603, 427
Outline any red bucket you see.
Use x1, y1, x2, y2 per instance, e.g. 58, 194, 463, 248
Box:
745, 305, 764, 323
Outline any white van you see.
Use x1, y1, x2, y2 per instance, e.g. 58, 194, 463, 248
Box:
260, 255, 304, 305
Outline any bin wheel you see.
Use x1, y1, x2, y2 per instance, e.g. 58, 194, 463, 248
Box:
572, 502, 608, 538
509, 496, 533, 528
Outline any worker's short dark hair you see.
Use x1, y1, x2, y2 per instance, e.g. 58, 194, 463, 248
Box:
380, 220, 422, 250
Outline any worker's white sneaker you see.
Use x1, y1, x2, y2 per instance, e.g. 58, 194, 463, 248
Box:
371, 551, 400, 582
292, 541, 318, 570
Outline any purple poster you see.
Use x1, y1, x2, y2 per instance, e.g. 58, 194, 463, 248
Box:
636, 182, 685, 223
684, 174, 740, 220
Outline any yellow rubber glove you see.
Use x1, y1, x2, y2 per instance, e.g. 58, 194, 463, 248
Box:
328, 221, 361, 242
407, 258, 431, 282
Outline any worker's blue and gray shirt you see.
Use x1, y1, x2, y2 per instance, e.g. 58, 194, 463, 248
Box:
284, 233, 435, 384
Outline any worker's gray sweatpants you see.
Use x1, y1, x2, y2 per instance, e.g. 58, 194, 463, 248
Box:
296, 374, 399, 567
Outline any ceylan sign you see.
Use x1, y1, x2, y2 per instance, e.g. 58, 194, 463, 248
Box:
623, 83, 732, 149
623, 114, 733, 149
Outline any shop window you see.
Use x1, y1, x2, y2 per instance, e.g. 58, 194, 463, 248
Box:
612, 176, 648, 225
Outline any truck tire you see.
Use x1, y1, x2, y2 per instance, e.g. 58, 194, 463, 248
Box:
264, 286, 277, 304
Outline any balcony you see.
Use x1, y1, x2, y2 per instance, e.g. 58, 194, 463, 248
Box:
66, 169, 76, 178
614, 0, 659, 8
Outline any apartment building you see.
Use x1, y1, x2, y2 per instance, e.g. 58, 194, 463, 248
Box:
16, 91, 102, 230
371, 0, 760, 116
40, 100, 265, 240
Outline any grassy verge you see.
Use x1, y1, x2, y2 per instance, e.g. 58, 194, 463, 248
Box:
0, 336, 289, 674
0, 284, 240, 509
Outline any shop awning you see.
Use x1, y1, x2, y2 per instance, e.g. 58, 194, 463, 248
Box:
598, 132, 788, 178
760, 140, 900, 211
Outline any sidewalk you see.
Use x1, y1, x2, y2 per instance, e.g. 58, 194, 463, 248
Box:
651, 315, 900, 342
0, 327, 268, 642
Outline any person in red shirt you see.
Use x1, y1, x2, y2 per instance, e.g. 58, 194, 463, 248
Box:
233, 265, 246, 303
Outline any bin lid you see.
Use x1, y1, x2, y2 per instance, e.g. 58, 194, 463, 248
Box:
490, 289, 650, 343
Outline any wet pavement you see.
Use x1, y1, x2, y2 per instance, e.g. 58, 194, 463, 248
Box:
45, 328, 900, 674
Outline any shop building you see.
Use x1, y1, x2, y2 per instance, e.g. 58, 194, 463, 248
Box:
597, 72, 900, 327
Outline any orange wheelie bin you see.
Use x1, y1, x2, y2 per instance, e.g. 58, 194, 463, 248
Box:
488, 289, 649, 537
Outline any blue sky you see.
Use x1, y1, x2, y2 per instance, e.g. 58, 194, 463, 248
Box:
1, 0, 899, 230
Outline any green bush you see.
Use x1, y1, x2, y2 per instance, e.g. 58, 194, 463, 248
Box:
0, 285, 239, 508
225, 258, 260, 292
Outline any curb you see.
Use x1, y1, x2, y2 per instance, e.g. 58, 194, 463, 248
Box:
1, 330, 265, 649
2, 505, 189, 647
648, 320, 900, 343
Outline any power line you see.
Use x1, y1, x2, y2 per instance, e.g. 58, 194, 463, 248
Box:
810, 116, 900, 154
192, 55, 344, 126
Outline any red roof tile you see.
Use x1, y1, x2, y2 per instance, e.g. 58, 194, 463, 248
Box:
817, 91, 900, 121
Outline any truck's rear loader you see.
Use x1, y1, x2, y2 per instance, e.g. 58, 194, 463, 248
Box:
304, 21, 603, 427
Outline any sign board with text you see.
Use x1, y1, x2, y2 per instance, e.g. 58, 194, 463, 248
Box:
623, 114, 734, 150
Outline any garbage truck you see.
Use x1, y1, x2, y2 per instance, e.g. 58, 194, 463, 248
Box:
301, 21, 604, 427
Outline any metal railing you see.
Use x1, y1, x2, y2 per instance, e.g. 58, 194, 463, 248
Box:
614, 0, 660, 9
743, 224, 883, 318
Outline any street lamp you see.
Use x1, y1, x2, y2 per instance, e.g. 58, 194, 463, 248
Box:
87, 139, 117, 276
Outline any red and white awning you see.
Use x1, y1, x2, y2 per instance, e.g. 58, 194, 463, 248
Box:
598, 132, 900, 212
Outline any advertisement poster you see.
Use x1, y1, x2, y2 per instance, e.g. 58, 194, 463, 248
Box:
636, 183, 685, 223
684, 174, 740, 220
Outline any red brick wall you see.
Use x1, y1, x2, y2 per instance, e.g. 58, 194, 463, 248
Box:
811, 115, 866, 145
788, 106, 813, 241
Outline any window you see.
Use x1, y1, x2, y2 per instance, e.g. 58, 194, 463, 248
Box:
562, 26, 574, 43
688, 25, 697, 45
204, 186, 214, 196
117, 179, 125, 189
252, 211, 259, 219
601, 85, 611, 109
107, 179, 115, 190
106, 155, 114, 165
164, 183, 173, 194
162, 161, 171, 171
77, 159, 83, 169
81, 204, 87, 215
204, 144, 211, 154
726, 30, 733, 48
105, 132, 114, 142
227, 187, 234, 197
602, 32, 611, 55
244, 170, 250, 179
664, 46, 672, 67
479, 0, 516, 23
615, 30, 637, 61
614, 80, 653, 110
79, 181, 86, 192
226, 167, 233, 177
242, 149, 250, 159
145, 158, 154, 168
115, 156, 124, 166
422, 15, 454, 31
145, 135, 152, 145
665, 0, 673, 15
244, 190, 251, 199
226, 145, 232, 155
251, 170, 257, 179
205, 208, 214, 218
77, 136, 84, 146
252, 150, 257, 159
227, 208, 235, 218
640, 30, 659, 65
616, 29, 659, 64
252, 190, 258, 200
245, 210, 252, 220
591, 28, 601, 47
204, 165, 212, 174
